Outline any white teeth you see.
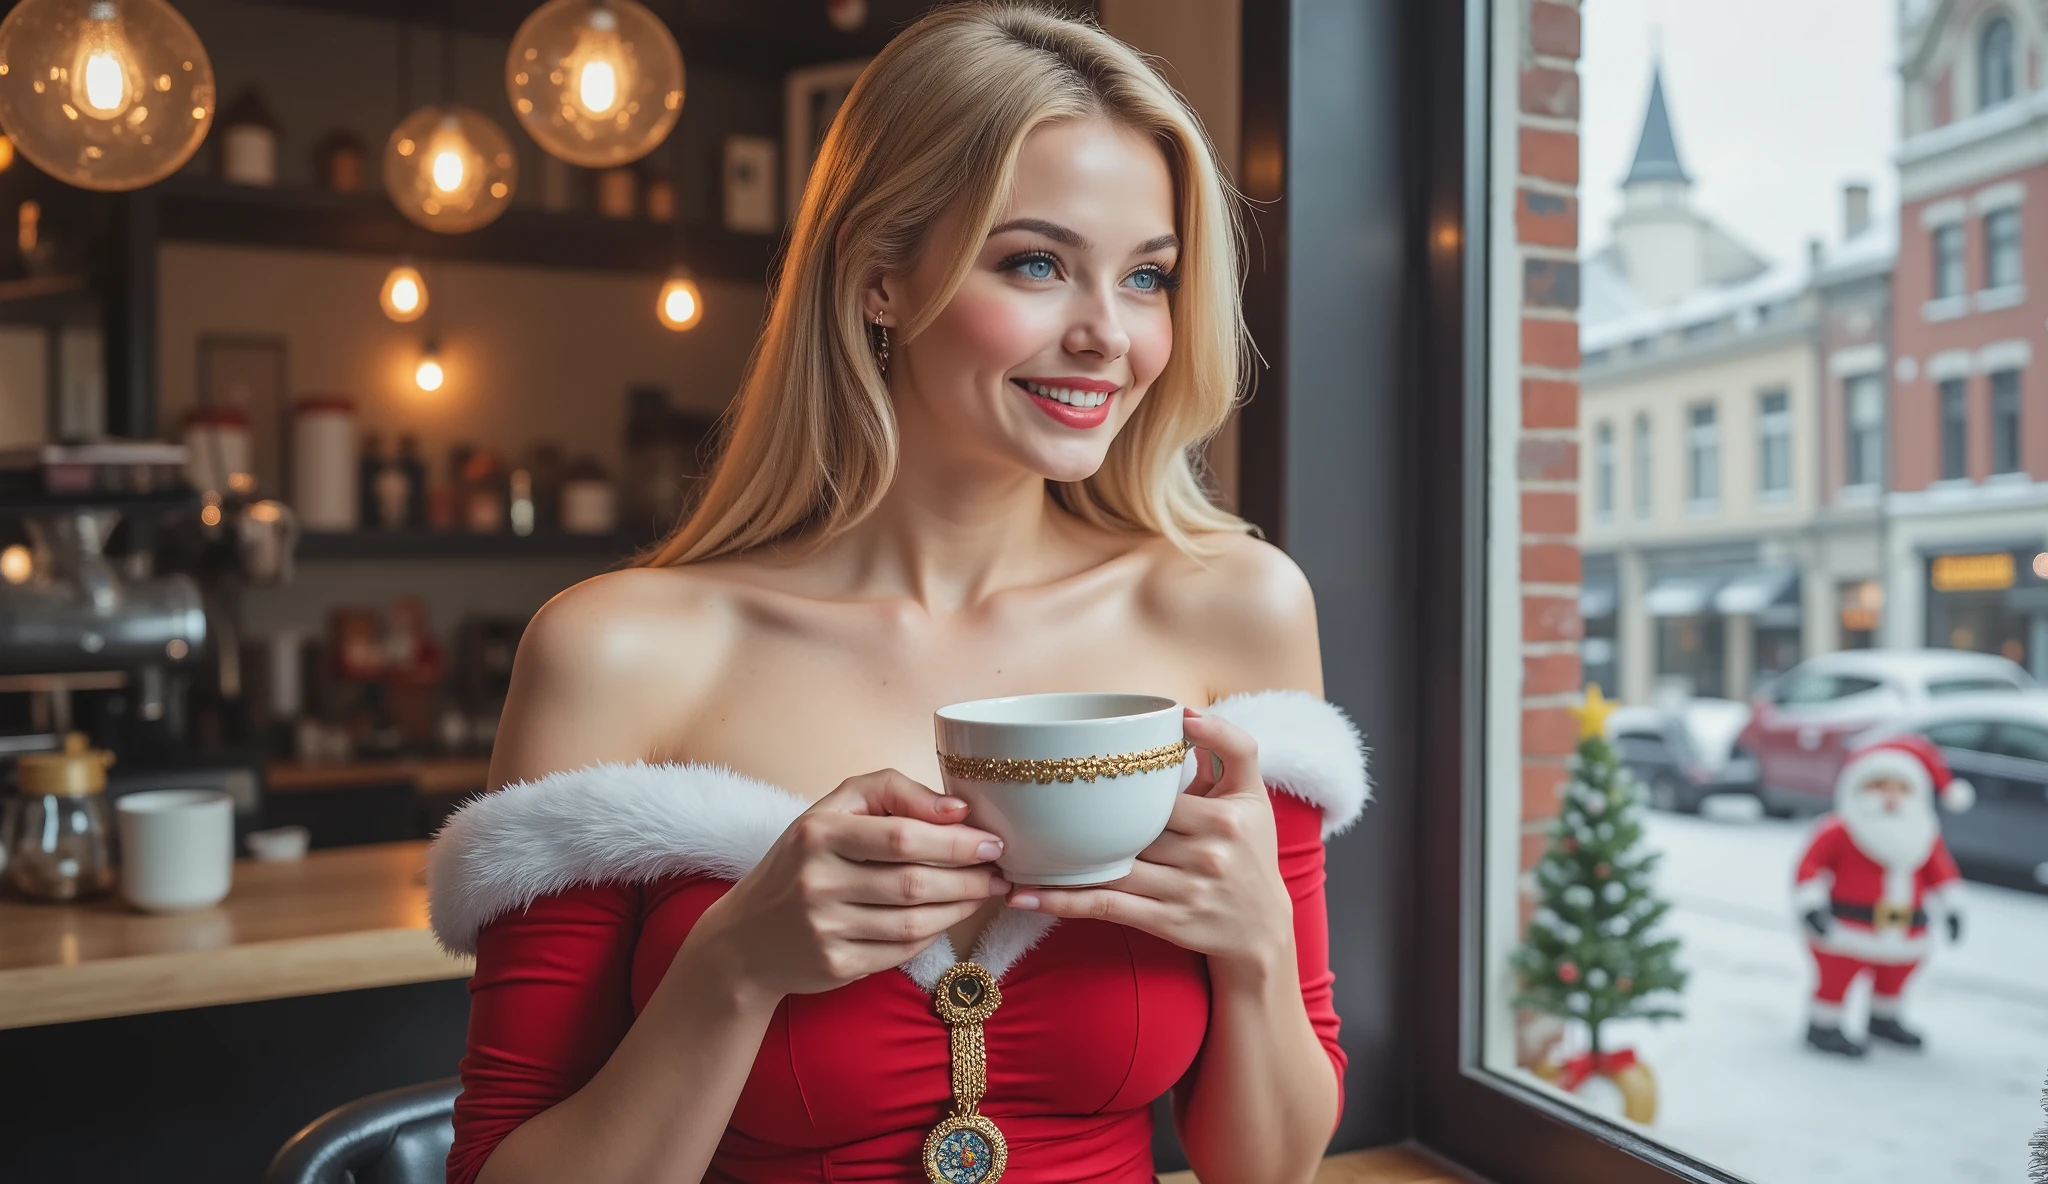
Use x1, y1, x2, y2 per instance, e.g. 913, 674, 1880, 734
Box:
1020, 380, 1111, 408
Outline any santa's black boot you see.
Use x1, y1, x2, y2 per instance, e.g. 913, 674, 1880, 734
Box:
1805, 1022, 1865, 1057
1866, 1015, 1924, 1049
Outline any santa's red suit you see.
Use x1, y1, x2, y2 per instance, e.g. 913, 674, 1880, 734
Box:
1793, 734, 1971, 1054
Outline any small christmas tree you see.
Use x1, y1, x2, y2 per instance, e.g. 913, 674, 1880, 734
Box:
1513, 685, 1686, 1059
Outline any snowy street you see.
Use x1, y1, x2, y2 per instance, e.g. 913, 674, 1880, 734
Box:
1579, 804, 2048, 1183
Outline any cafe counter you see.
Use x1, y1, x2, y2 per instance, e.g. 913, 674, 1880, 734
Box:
0, 841, 470, 1030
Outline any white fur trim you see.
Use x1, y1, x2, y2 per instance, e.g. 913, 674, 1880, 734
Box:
1205, 689, 1371, 836
1942, 777, 1976, 813
1808, 999, 1844, 1024
426, 691, 1371, 979
427, 761, 807, 957
1792, 874, 1832, 914
1811, 924, 1930, 963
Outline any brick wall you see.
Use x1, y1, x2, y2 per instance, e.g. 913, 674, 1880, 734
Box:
1516, 0, 1582, 936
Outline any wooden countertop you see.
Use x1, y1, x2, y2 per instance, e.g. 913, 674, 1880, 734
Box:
1160, 1145, 1475, 1184
0, 841, 471, 1030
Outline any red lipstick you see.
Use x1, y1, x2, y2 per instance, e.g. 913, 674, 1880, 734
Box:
1011, 377, 1118, 429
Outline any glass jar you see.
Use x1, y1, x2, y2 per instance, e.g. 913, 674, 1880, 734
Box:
7, 733, 116, 902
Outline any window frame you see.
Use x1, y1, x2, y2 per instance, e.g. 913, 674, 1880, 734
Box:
1979, 14, 2017, 111
1595, 420, 1616, 521
1984, 205, 2022, 290
1686, 401, 1719, 511
1757, 387, 1791, 498
1844, 372, 1884, 489
1940, 376, 1970, 479
1411, 2, 1753, 1179
1632, 413, 1653, 518
1990, 367, 2022, 473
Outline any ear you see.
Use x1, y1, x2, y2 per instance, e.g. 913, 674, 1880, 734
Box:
861, 272, 901, 328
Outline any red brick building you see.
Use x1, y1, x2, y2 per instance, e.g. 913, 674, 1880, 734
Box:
1886, 0, 2048, 673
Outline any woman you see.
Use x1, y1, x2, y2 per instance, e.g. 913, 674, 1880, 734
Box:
428, 5, 1367, 1182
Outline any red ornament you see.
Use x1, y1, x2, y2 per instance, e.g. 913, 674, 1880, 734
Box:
1561, 837, 1578, 853
1594, 862, 1609, 878
1617, 976, 1633, 992
1557, 962, 1580, 984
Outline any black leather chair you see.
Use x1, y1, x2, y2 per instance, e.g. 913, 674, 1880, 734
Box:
263, 1077, 461, 1184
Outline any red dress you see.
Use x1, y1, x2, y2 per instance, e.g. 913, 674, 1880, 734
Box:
428, 690, 1366, 1184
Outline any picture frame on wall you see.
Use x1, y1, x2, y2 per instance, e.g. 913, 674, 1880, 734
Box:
783, 58, 869, 223
196, 333, 288, 499
722, 135, 779, 233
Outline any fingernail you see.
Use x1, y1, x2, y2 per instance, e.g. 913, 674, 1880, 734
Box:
1010, 893, 1040, 910
976, 840, 1003, 860
988, 877, 1011, 895
1183, 705, 1204, 717
940, 798, 967, 811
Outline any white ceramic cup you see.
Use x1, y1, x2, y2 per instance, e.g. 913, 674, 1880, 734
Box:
934, 692, 1190, 886
116, 789, 235, 913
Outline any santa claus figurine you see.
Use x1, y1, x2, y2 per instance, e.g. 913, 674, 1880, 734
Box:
1793, 734, 1973, 1057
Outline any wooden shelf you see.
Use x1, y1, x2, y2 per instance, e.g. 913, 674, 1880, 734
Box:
1161, 1146, 1474, 1184
266, 756, 491, 797
156, 181, 784, 282
296, 528, 653, 562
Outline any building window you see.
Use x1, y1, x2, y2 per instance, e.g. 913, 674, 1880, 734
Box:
1992, 369, 2023, 473
1593, 421, 1615, 520
1632, 413, 1651, 517
1980, 16, 2017, 110
1940, 377, 1969, 479
1757, 388, 1791, 498
1933, 223, 1966, 299
1687, 402, 1719, 510
1845, 372, 1884, 488
1986, 207, 2022, 290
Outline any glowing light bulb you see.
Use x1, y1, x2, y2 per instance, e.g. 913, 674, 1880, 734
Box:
379, 262, 427, 322
0, 543, 31, 584
415, 345, 444, 392
656, 270, 701, 331
0, 0, 215, 191
507, 0, 682, 168
384, 104, 515, 233
415, 349, 445, 392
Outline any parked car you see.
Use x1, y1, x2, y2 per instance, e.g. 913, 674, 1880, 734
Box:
1607, 698, 1754, 813
1732, 649, 2035, 816
1852, 691, 2048, 895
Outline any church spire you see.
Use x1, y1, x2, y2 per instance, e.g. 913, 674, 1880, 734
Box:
1624, 64, 1691, 186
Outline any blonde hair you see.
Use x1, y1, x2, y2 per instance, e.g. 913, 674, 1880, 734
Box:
637, 1, 1248, 568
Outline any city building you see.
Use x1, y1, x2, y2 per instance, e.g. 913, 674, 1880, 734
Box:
1578, 68, 1882, 703
1887, 0, 2048, 675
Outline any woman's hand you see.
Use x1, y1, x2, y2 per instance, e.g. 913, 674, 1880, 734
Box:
688, 770, 1009, 1005
1006, 707, 1295, 972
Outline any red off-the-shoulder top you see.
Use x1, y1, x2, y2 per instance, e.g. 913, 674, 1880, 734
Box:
427, 690, 1367, 1184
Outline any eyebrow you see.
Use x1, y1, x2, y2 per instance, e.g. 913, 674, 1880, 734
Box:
987, 218, 1179, 257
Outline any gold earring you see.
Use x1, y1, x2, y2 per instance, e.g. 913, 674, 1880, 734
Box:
871, 310, 890, 376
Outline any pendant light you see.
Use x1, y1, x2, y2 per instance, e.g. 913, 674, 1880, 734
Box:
0, 0, 215, 191
414, 340, 445, 392
506, 0, 682, 168
385, 15, 515, 233
379, 259, 428, 322
652, 125, 699, 331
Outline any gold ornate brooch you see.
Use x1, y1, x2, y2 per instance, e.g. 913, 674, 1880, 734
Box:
923, 961, 1007, 1184
936, 739, 1189, 785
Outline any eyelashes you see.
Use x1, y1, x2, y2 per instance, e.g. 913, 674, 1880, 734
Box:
996, 249, 1181, 293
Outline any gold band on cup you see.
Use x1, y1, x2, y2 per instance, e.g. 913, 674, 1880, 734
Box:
935, 740, 1190, 785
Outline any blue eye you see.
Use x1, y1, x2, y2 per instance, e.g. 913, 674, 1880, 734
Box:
1019, 256, 1055, 280
1128, 265, 1180, 293
1129, 270, 1159, 291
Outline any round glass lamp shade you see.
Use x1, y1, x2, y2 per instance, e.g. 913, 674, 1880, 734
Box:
379, 262, 427, 322
384, 105, 516, 234
655, 268, 701, 331
0, 0, 215, 192
507, 0, 683, 168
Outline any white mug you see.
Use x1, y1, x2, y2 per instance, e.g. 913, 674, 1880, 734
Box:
117, 790, 235, 913
934, 692, 1190, 886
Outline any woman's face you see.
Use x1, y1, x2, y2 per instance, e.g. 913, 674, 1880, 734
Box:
880, 117, 1179, 483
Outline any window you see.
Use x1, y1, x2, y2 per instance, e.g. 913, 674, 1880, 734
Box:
1632, 413, 1651, 517
1980, 15, 2017, 110
1993, 723, 2048, 762
1940, 377, 1969, 479
1924, 719, 1995, 751
1845, 373, 1884, 487
1933, 223, 1966, 299
1757, 388, 1790, 498
1686, 402, 1718, 509
1991, 369, 2022, 473
1593, 421, 1614, 520
1985, 207, 2022, 290
1926, 676, 2024, 697
1774, 672, 1884, 704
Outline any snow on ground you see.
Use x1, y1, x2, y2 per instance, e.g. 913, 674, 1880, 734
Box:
1565, 802, 2048, 1184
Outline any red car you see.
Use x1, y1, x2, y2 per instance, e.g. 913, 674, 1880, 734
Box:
1733, 649, 2034, 815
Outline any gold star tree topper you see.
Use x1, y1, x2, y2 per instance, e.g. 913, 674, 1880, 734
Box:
1571, 683, 1617, 740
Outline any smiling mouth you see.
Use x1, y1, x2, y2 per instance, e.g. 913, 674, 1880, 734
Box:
1013, 378, 1113, 408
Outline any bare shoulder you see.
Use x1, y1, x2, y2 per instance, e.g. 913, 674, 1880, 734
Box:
1132, 531, 1322, 699
487, 565, 742, 786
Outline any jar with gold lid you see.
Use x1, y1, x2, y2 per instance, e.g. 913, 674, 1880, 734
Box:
7, 733, 116, 902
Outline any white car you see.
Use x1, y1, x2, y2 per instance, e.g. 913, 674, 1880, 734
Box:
1607, 698, 1754, 812
1733, 649, 2036, 813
